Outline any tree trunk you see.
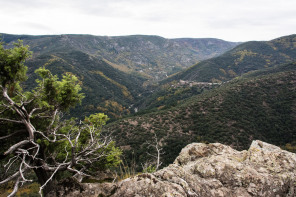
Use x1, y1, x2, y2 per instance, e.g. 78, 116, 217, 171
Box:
34, 168, 57, 197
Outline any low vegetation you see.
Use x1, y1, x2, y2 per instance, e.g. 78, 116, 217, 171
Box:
164, 34, 296, 83
1, 34, 296, 196
107, 62, 296, 167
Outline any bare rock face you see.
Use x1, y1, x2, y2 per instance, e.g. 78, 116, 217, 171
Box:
60, 140, 296, 197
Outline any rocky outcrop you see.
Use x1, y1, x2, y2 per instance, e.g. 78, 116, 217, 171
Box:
57, 140, 296, 197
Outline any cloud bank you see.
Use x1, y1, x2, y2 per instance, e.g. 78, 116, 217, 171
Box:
1, 0, 295, 41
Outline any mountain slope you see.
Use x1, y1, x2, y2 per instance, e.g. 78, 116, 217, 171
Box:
1, 33, 239, 81
133, 80, 220, 113
0, 33, 239, 118
173, 38, 241, 58
134, 34, 296, 113
107, 62, 296, 166
24, 50, 145, 119
164, 34, 296, 83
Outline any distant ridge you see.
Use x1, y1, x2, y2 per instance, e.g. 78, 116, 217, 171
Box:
163, 34, 296, 83
1, 33, 239, 81
0, 33, 238, 119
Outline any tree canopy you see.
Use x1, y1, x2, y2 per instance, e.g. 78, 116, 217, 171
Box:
0, 40, 121, 196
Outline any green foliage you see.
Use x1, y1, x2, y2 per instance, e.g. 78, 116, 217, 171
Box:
117, 158, 138, 180
0, 40, 31, 86
164, 34, 296, 83
24, 50, 145, 120
133, 81, 218, 112
0, 40, 122, 195
85, 113, 109, 128
34, 67, 84, 111
2, 33, 239, 120
142, 165, 156, 173
107, 63, 296, 167
35, 113, 121, 173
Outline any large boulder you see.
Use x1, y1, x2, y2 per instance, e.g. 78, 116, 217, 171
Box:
58, 140, 296, 197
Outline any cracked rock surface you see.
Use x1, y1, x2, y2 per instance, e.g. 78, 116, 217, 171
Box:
54, 140, 296, 197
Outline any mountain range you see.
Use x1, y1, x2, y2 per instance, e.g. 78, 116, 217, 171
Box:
136, 34, 296, 112
1, 33, 296, 168
163, 34, 296, 83
107, 62, 296, 166
104, 35, 296, 167
1, 33, 238, 118
1, 33, 239, 81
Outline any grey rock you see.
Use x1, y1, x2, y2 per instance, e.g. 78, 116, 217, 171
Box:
58, 140, 296, 197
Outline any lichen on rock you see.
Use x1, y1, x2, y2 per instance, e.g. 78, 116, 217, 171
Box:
55, 140, 296, 197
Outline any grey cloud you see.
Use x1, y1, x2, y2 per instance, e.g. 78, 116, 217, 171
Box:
68, 0, 132, 18
68, 0, 162, 18
18, 22, 55, 33
206, 8, 296, 30
0, 0, 53, 9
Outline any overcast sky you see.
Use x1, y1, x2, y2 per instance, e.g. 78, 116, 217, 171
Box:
1, 0, 295, 42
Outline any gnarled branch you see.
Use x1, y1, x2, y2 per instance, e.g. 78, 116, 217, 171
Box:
0, 117, 23, 124
4, 140, 31, 155
0, 130, 26, 140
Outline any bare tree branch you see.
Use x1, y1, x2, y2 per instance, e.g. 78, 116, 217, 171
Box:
7, 176, 21, 197
2, 87, 23, 117
4, 156, 18, 172
29, 107, 41, 118
0, 117, 23, 124
0, 107, 10, 114
2, 86, 36, 140
19, 152, 33, 183
4, 140, 31, 155
47, 109, 59, 130
39, 165, 61, 196
1, 44, 120, 197
0, 130, 26, 140
0, 166, 28, 185
1, 83, 118, 196
145, 134, 164, 171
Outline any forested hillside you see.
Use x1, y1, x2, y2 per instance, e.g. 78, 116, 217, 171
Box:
2, 33, 296, 166
1, 34, 238, 81
24, 51, 145, 118
164, 34, 296, 83
107, 62, 296, 167
1, 0, 296, 194
133, 80, 220, 112
1, 33, 238, 119
135, 34, 296, 113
